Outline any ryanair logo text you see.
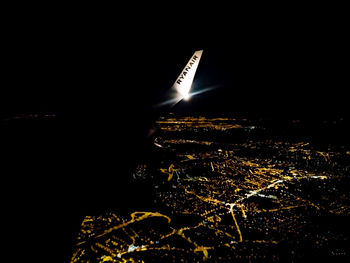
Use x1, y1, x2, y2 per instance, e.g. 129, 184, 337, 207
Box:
176, 55, 198, 85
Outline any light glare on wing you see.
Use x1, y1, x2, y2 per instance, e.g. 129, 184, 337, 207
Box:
173, 50, 203, 100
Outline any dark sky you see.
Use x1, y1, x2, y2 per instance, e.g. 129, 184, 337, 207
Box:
2, 7, 348, 120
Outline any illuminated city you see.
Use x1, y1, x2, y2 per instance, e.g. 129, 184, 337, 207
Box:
3, 9, 349, 262
71, 116, 350, 262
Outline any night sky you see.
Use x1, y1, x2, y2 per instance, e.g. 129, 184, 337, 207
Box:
2, 8, 348, 121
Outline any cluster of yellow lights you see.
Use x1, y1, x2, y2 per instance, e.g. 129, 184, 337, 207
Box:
71, 116, 349, 262
156, 117, 244, 132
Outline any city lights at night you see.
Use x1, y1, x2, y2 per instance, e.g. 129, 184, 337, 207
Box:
2, 8, 349, 262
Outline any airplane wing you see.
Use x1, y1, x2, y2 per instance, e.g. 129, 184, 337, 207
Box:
173, 50, 203, 100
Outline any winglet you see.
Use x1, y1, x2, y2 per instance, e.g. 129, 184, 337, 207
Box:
173, 50, 203, 100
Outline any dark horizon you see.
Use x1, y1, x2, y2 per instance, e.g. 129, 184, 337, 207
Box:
2, 17, 349, 121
